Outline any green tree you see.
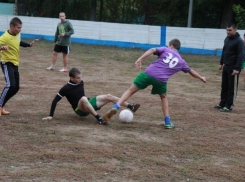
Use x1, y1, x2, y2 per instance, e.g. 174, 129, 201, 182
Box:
233, 4, 245, 29
13, 0, 245, 28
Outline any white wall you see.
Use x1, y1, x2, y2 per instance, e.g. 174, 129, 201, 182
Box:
166, 27, 245, 50
0, 15, 160, 45
1, 15, 245, 55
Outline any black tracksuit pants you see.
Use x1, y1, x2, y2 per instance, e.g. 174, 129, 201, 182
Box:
0, 62, 20, 107
219, 65, 239, 109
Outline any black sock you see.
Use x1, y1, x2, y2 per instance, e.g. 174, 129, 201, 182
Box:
95, 114, 102, 121
127, 104, 133, 110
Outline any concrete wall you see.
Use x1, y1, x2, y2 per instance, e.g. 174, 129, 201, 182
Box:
1, 15, 245, 56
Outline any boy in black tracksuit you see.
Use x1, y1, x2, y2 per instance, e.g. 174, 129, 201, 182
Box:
215, 24, 244, 112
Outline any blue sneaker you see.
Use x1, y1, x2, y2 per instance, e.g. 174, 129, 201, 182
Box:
164, 116, 175, 129
165, 121, 175, 129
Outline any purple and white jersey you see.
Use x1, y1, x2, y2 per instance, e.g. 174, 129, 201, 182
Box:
145, 47, 191, 83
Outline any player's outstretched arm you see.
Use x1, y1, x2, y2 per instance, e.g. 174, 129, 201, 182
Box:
188, 69, 206, 83
30, 39, 38, 47
42, 95, 62, 121
135, 48, 156, 70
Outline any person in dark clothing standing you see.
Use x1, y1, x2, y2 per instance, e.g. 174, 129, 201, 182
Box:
214, 24, 244, 112
241, 33, 245, 90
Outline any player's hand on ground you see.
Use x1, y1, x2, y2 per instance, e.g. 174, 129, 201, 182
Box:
135, 59, 142, 70
30, 39, 38, 47
201, 76, 206, 83
0, 45, 9, 50
42, 116, 53, 121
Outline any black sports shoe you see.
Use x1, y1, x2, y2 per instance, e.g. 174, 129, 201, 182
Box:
220, 107, 232, 112
129, 104, 140, 113
97, 117, 107, 125
214, 105, 223, 109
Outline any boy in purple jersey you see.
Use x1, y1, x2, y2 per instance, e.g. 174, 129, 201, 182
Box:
103, 39, 206, 129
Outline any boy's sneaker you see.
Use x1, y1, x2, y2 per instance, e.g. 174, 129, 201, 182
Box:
59, 68, 67, 72
129, 104, 140, 113
220, 107, 232, 112
46, 66, 55, 70
214, 105, 223, 109
165, 121, 175, 129
97, 117, 107, 125
103, 108, 117, 121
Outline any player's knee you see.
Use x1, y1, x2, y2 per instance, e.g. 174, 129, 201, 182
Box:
106, 94, 112, 98
160, 94, 167, 98
105, 94, 113, 100
13, 86, 19, 95
8, 85, 16, 91
80, 96, 88, 103
128, 86, 138, 94
53, 52, 58, 56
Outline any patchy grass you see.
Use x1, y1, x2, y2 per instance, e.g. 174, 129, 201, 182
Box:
0, 39, 245, 181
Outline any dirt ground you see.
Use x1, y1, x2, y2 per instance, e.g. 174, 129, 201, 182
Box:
0, 39, 245, 182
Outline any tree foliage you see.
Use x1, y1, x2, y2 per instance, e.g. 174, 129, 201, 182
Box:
232, 4, 245, 29
5, 0, 245, 28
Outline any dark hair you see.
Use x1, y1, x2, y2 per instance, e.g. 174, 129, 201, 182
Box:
169, 39, 181, 50
227, 23, 237, 29
69, 68, 81, 77
10, 17, 22, 26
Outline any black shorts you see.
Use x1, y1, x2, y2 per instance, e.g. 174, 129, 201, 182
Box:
54, 44, 70, 54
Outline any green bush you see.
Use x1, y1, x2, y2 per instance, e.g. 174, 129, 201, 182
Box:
233, 4, 245, 29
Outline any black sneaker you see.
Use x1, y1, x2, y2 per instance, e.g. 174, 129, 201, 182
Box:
220, 107, 232, 112
129, 104, 140, 113
97, 117, 107, 125
214, 105, 223, 109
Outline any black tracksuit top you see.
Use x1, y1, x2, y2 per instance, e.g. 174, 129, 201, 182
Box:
220, 32, 244, 71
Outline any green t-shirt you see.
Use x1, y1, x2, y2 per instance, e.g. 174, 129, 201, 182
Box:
54, 20, 74, 46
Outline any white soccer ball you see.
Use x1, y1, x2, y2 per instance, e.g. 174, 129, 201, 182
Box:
119, 109, 133, 123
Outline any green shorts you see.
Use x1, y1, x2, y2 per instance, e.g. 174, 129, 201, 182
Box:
74, 96, 101, 117
242, 60, 245, 69
133, 72, 167, 95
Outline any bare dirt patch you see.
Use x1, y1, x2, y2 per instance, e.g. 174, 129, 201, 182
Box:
0, 39, 245, 181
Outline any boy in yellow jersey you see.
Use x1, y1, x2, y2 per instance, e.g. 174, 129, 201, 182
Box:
0, 17, 38, 116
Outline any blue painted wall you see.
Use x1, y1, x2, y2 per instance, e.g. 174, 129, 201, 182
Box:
0, 3, 14, 15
